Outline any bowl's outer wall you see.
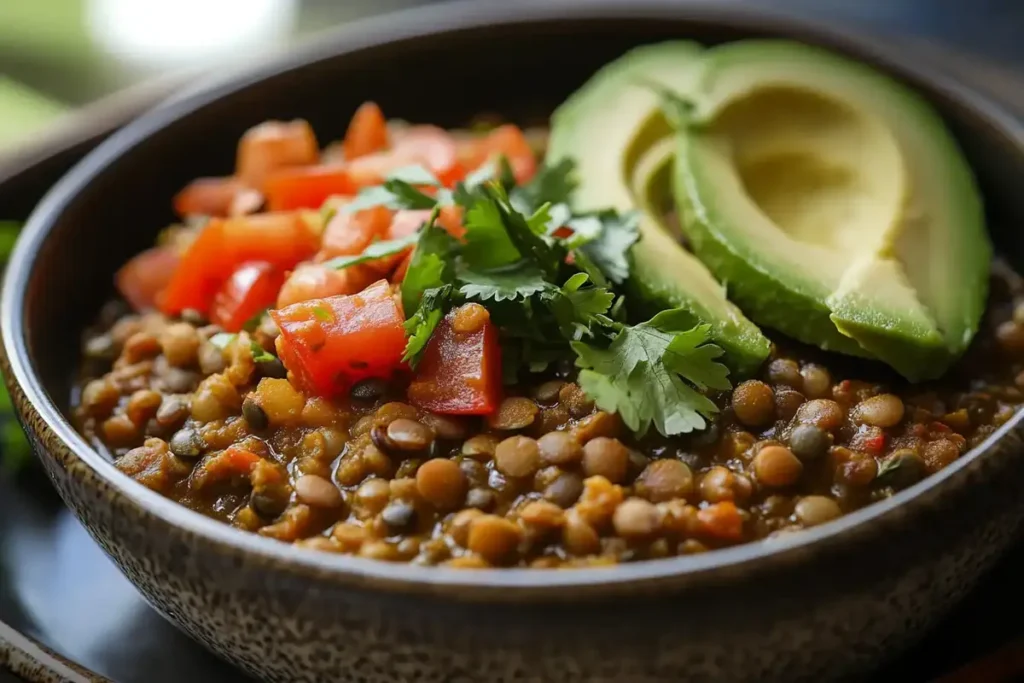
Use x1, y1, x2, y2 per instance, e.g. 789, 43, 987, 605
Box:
6, 8, 1024, 683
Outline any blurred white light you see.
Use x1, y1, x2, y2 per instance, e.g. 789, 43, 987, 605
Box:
86, 0, 298, 71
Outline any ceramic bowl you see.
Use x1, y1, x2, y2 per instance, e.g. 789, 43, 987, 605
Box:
4, 2, 1024, 681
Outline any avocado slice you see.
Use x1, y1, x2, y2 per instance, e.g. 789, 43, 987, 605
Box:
675, 40, 990, 380
548, 42, 771, 376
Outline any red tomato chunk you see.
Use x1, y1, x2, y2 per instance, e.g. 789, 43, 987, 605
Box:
270, 280, 406, 397
210, 261, 285, 332
407, 305, 502, 415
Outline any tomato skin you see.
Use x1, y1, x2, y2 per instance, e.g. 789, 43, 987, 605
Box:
159, 212, 319, 315
276, 263, 377, 308
343, 102, 389, 160
407, 309, 502, 415
263, 165, 357, 211
457, 124, 537, 184
236, 120, 319, 188
209, 261, 285, 332
271, 280, 406, 397
347, 125, 462, 187
116, 246, 180, 312
318, 205, 393, 261
173, 176, 243, 218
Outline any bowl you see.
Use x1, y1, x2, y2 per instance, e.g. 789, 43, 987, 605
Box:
4, 1, 1024, 681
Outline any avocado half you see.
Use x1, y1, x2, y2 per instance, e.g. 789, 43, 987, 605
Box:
548, 42, 771, 377
676, 41, 991, 381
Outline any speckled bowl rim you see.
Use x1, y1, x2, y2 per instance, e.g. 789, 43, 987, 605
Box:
4, 0, 1024, 597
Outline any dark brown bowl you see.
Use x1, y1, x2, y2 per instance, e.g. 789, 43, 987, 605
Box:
4, 1, 1024, 681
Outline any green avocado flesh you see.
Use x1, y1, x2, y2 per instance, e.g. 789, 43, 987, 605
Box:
676, 41, 991, 381
547, 42, 771, 377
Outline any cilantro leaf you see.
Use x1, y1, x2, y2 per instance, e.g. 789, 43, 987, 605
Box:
400, 212, 457, 315
322, 232, 420, 271
571, 314, 727, 437
458, 263, 553, 302
543, 273, 614, 340
344, 166, 440, 213
387, 165, 440, 186
577, 210, 640, 284
250, 341, 277, 363
483, 184, 563, 280
402, 285, 451, 367
461, 198, 521, 269
511, 158, 577, 212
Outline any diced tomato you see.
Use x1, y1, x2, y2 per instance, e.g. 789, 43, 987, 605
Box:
317, 205, 393, 261
116, 246, 180, 312
930, 421, 952, 433
407, 307, 502, 415
862, 433, 886, 455
263, 165, 357, 211
343, 102, 388, 160
347, 125, 463, 187
173, 176, 243, 218
271, 280, 407, 397
209, 261, 285, 332
198, 446, 263, 487
236, 120, 319, 188
276, 263, 377, 308
159, 212, 319, 315
697, 502, 744, 541
457, 124, 537, 184
436, 204, 466, 240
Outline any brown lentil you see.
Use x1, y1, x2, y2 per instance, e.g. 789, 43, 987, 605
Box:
581, 437, 629, 483
794, 496, 842, 526
766, 358, 801, 388
635, 459, 694, 503
494, 435, 541, 478
698, 466, 750, 503
467, 515, 521, 565
612, 498, 661, 540
731, 380, 775, 427
386, 418, 435, 451
537, 430, 583, 466
852, 394, 905, 428
753, 445, 804, 487
415, 459, 468, 510
487, 397, 539, 430
294, 474, 344, 508
795, 399, 845, 432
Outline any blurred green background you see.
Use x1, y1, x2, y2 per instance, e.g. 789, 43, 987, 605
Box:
2, 0, 1023, 153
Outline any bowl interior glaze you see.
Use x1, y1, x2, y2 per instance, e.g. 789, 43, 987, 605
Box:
6, 0, 1024, 593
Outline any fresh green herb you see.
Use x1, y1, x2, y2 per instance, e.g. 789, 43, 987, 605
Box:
209, 332, 237, 349
210, 332, 277, 364
402, 285, 452, 367
241, 309, 268, 334
575, 210, 640, 284
311, 305, 334, 323
400, 209, 456, 315
322, 233, 421, 271
458, 263, 554, 302
344, 166, 440, 213
345, 155, 730, 437
249, 342, 277, 364
510, 157, 577, 212
572, 320, 726, 437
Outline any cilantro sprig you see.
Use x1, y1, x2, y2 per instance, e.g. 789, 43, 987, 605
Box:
334, 155, 729, 437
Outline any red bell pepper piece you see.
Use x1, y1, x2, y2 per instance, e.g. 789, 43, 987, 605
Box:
407, 306, 502, 415
263, 165, 357, 212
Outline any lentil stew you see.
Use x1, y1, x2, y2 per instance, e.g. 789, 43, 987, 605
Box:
72, 101, 1022, 570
